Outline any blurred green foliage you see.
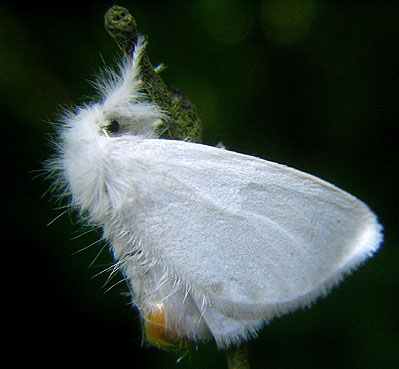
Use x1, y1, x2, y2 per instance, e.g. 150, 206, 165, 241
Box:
2, 1, 397, 368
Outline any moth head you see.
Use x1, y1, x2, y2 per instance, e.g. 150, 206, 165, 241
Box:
97, 95, 163, 138
76, 35, 164, 140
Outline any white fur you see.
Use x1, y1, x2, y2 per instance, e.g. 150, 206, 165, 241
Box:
47, 36, 383, 349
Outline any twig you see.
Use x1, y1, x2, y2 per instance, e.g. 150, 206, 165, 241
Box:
104, 5, 250, 369
104, 5, 202, 142
226, 344, 251, 369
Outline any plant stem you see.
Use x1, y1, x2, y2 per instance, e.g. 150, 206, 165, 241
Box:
104, 5, 202, 142
104, 5, 251, 369
226, 344, 251, 369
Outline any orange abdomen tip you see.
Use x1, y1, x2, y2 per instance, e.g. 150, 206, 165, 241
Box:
143, 303, 188, 350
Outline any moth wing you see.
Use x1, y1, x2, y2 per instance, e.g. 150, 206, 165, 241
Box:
127, 139, 382, 328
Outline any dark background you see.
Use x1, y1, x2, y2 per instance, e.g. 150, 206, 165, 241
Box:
2, 1, 397, 368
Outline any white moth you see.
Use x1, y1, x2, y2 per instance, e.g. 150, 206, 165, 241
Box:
48, 36, 383, 349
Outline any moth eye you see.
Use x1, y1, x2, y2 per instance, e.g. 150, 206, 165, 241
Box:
106, 120, 120, 134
